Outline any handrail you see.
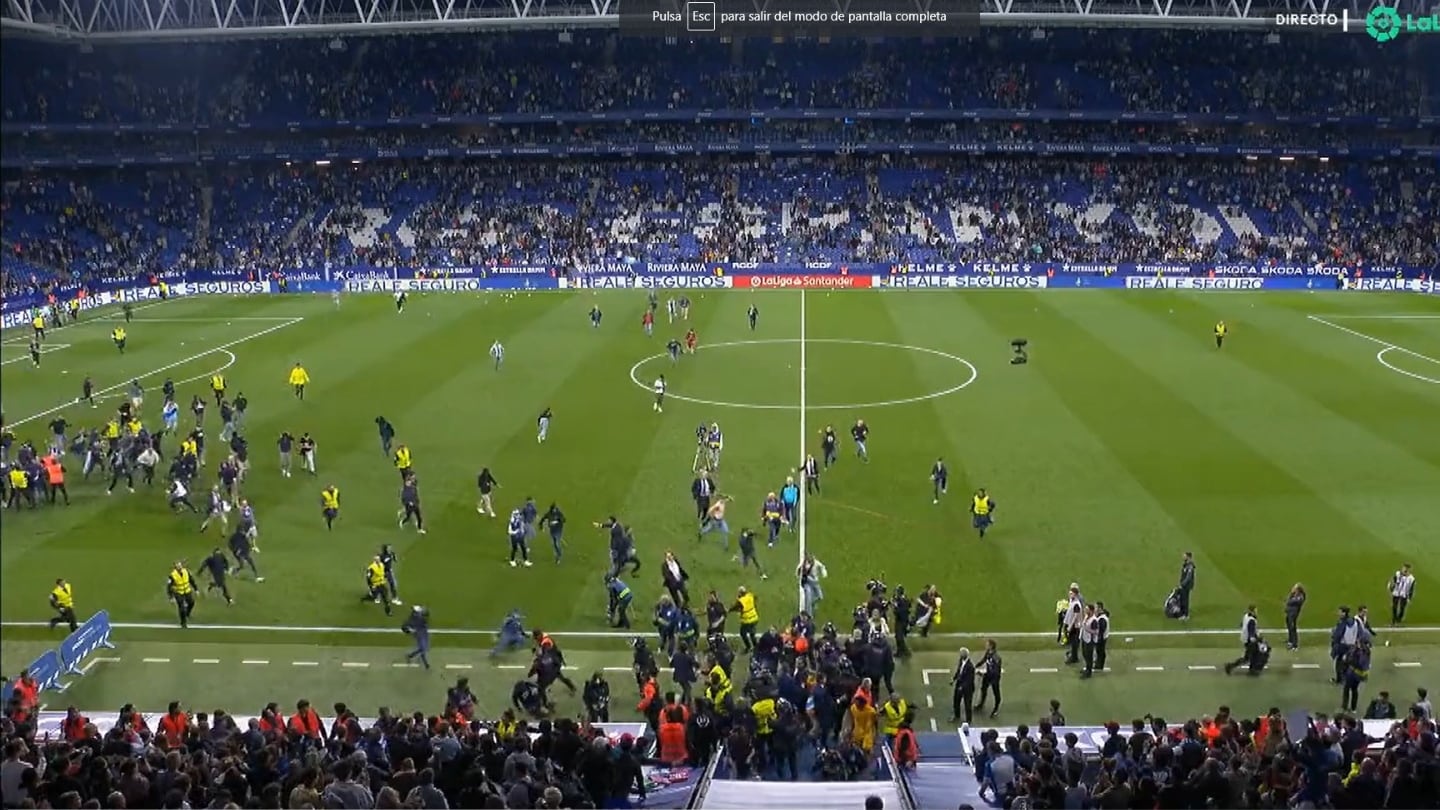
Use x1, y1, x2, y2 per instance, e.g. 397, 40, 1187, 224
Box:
881, 741, 918, 810
685, 741, 726, 809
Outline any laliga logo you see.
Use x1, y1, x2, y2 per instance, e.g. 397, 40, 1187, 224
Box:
1368, 6, 1402, 40
1367, 7, 1438, 41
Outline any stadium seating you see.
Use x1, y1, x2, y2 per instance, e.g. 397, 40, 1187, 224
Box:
3, 31, 1435, 292
4, 158, 1437, 289
0, 32, 1423, 124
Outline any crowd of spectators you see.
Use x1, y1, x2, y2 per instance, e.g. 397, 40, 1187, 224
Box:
2, 683, 1436, 809
976, 695, 1438, 809
0, 699, 658, 809
2, 31, 1426, 127
3, 157, 1436, 288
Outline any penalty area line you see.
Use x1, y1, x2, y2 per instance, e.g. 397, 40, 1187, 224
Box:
8, 317, 304, 428
1307, 315, 1440, 365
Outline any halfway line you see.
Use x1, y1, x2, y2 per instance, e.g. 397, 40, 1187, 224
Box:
796, 289, 809, 613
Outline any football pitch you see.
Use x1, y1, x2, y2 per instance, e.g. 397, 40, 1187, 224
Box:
2, 288, 1437, 728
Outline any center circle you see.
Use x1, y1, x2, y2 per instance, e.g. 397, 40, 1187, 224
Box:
1376, 347, 1440, 385
627, 338, 978, 411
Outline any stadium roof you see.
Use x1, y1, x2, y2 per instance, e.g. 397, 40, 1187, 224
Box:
0, 0, 1428, 40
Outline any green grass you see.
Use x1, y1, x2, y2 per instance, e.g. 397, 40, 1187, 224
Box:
2, 289, 1438, 723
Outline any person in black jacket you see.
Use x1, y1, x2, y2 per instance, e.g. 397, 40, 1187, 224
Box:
892, 587, 913, 656
691, 469, 715, 522
661, 550, 690, 607
1284, 583, 1307, 650
687, 699, 721, 764
607, 736, 646, 807
951, 647, 977, 723
705, 590, 727, 636
671, 643, 699, 703
976, 639, 1003, 719
1177, 551, 1196, 621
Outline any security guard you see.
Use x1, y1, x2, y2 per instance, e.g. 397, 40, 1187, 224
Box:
880, 693, 910, 745
287, 362, 310, 401
704, 667, 733, 715
970, 489, 995, 539
166, 561, 196, 628
1215, 320, 1228, 349
364, 556, 393, 616
393, 444, 413, 480
49, 578, 77, 632
5, 465, 32, 509
210, 373, 227, 405
731, 586, 760, 653
111, 326, 126, 354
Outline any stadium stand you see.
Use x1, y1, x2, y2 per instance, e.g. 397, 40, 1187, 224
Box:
3, 31, 1437, 295
0, 33, 1427, 123
5, 157, 1437, 288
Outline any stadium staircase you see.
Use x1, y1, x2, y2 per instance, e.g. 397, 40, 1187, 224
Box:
904, 732, 989, 809
282, 210, 316, 250
194, 184, 213, 249
689, 741, 910, 809
1288, 199, 1319, 235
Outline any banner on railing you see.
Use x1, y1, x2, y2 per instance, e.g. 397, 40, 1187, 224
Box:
879, 274, 1049, 289
3, 267, 1432, 327
1124, 276, 1266, 290
5, 262, 1430, 312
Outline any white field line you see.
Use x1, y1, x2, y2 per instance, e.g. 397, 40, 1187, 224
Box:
1308, 315, 1440, 365
52, 656, 1424, 678
796, 289, 808, 612
54, 656, 118, 691
4, 620, 1438, 640
7, 317, 304, 428
59, 317, 302, 325
2, 301, 174, 343
1316, 314, 1440, 320
0, 344, 71, 366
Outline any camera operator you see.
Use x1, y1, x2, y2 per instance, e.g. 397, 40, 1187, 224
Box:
511, 679, 547, 718
865, 579, 889, 618
1223, 605, 1261, 675
583, 672, 611, 722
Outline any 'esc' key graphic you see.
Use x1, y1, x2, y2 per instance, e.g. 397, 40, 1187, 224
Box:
686, 2, 717, 31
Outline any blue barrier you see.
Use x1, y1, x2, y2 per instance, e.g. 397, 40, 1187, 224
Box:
19, 650, 68, 694
0, 613, 117, 705
59, 611, 117, 675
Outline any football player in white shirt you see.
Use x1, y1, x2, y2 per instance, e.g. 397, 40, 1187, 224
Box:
1390, 563, 1416, 626
168, 479, 198, 513
653, 376, 667, 413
